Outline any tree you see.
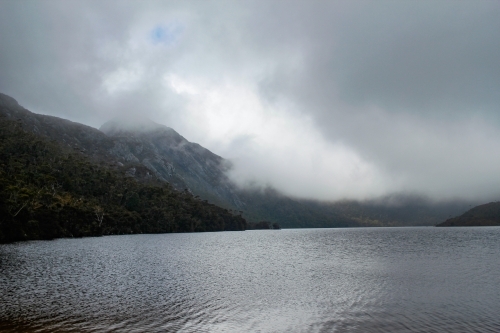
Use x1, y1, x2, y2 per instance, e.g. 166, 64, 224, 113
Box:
94, 205, 105, 227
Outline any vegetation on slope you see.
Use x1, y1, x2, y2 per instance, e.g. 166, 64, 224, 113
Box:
0, 117, 247, 243
238, 188, 362, 228
437, 202, 500, 226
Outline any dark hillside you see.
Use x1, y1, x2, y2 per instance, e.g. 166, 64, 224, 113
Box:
437, 202, 500, 226
238, 188, 362, 228
0, 93, 116, 162
0, 114, 246, 243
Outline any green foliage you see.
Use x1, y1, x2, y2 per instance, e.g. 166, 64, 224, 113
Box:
125, 192, 140, 211
0, 117, 247, 243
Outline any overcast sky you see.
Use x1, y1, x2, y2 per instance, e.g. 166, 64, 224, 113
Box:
1, 0, 499, 201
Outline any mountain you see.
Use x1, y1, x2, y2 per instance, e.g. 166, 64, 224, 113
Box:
0, 92, 473, 230
100, 117, 244, 209
437, 202, 500, 226
0, 93, 247, 243
331, 194, 474, 227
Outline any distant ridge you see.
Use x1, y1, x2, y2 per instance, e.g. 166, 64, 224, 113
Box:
437, 202, 500, 226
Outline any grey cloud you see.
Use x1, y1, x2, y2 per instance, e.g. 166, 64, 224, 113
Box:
245, 1, 500, 200
253, 1, 500, 116
332, 2, 500, 113
1, 0, 500, 201
0, 1, 260, 117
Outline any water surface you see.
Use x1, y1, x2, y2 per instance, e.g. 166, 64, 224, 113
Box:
1, 227, 500, 332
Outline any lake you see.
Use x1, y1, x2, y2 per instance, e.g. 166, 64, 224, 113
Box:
1, 227, 500, 332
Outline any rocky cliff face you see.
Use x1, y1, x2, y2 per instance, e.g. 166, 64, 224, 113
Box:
100, 118, 245, 209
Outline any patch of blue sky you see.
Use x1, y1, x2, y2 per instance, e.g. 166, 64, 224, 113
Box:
150, 23, 183, 46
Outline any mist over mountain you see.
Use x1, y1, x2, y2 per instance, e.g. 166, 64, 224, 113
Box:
100, 116, 244, 209
100, 117, 164, 135
0, 92, 475, 229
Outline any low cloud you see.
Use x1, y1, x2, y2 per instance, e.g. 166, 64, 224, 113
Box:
164, 76, 399, 200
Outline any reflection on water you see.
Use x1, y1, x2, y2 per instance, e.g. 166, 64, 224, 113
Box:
1, 227, 500, 332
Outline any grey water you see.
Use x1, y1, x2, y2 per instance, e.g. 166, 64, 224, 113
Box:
1, 227, 500, 333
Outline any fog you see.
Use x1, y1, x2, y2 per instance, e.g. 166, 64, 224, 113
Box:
1, 0, 499, 201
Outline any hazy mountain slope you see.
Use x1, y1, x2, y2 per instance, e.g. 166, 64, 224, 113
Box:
99, 118, 364, 228
100, 118, 244, 209
239, 190, 472, 228
0, 94, 191, 188
237, 188, 363, 228
332, 195, 474, 227
437, 202, 500, 226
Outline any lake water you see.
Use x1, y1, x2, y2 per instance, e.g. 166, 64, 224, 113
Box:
1, 227, 500, 333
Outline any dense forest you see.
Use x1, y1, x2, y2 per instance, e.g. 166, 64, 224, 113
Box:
0, 116, 248, 243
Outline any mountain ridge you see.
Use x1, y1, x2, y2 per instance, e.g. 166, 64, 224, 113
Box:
0, 102, 248, 242
0, 92, 474, 228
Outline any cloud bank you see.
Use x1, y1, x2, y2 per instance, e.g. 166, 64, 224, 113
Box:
0, 0, 499, 201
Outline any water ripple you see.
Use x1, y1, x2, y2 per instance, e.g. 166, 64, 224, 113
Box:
1, 227, 500, 332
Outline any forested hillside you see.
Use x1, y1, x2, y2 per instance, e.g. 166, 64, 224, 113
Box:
437, 202, 500, 227
0, 116, 246, 243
